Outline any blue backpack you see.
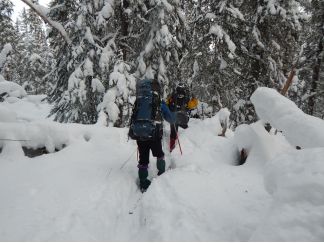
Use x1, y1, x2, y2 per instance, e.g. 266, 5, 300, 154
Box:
128, 79, 162, 141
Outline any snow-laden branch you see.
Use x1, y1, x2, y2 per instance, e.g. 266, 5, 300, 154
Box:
20, 0, 72, 45
0, 44, 12, 70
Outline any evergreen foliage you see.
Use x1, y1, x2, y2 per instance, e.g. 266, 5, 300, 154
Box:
3, 0, 323, 125
0, 0, 18, 81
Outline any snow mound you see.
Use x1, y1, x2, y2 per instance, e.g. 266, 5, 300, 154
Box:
251, 148, 324, 241
0, 105, 17, 122
0, 121, 126, 157
0, 80, 27, 98
26, 94, 47, 104
248, 87, 324, 241
251, 87, 324, 148
233, 121, 292, 167
1, 94, 51, 122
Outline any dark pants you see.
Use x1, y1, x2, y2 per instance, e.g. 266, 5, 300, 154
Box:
137, 139, 164, 166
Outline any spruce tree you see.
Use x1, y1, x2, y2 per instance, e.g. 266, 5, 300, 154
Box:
48, 0, 109, 124
0, 0, 18, 81
305, 0, 324, 117
15, 5, 51, 94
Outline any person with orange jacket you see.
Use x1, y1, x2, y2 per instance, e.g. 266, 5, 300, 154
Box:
166, 83, 198, 152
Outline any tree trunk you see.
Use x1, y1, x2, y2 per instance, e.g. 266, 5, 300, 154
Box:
308, 38, 323, 115
120, 0, 129, 61
280, 67, 296, 96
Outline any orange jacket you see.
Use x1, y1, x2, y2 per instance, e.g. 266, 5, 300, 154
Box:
166, 96, 198, 111
187, 98, 198, 110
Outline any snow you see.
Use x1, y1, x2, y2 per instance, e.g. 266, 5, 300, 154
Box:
271, 40, 281, 50
252, 27, 265, 49
99, 39, 116, 72
219, 57, 228, 69
0, 95, 50, 122
209, 24, 236, 53
68, 68, 83, 91
234, 121, 292, 167
0, 105, 17, 122
0, 88, 324, 241
84, 57, 94, 77
85, 27, 95, 45
205, 13, 216, 19
251, 147, 324, 241
226, 5, 245, 21
21, 0, 71, 44
233, 98, 245, 111
0, 80, 27, 98
161, 0, 174, 12
100, 0, 115, 19
209, 24, 224, 40
218, 107, 230, 127
247, 87, 324, 241
97, 88, 120, 125
266, 0, 278, 15
159, 25, 173, 47
251, 87, 324, 148
91, 78, 105, 93
0, 44, 12, 70
29, 53, 43, 62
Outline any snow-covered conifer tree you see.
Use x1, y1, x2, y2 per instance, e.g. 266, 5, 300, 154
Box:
131, 0, 187, 94
16, 4, 51, 94
304, 0, 324, 117
0, 0, 19, 81
180, 0, 307, 126
48, 0, 111, 124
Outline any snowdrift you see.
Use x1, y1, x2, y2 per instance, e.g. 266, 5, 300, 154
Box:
251, 87, 324, 148
0, 80, 27, 99
247, 87, 324, 241
0, 87, 323, 241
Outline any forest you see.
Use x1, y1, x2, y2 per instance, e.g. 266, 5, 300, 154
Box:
1, 0, 323, 127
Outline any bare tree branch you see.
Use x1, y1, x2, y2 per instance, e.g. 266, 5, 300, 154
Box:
20, 0, 72, 45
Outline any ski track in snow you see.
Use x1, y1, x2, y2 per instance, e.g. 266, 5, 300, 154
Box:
0, 103, 273, 241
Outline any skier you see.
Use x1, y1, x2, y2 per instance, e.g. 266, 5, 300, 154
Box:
129, 78, 175, 192
166, 83, 198, 152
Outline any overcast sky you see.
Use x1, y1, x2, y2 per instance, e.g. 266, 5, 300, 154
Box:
11, 0, 51, 20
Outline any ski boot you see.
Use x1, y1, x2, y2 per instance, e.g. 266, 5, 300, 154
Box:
157, 157, 166, 176
138, 164, 151, 192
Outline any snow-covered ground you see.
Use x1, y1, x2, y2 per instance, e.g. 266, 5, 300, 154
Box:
0, 87, 323, 241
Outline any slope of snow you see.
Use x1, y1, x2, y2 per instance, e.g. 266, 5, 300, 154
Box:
251, 147, 324, 241
249, 87, 324, 241
0, 92, 323, 241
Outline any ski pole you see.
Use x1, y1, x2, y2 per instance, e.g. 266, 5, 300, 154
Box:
176, 132, 182, 155
120, 149, 137, 170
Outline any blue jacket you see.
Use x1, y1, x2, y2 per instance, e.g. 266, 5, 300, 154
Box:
161, 100, 175, 124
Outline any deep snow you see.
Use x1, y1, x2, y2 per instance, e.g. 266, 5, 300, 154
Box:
0, 87, 323, 241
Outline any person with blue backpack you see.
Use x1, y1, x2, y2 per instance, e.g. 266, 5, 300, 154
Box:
128, 78, 175, 192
